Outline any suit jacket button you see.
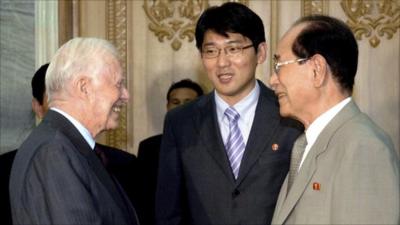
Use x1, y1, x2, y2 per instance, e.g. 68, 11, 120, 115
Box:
232, 189, 240, 197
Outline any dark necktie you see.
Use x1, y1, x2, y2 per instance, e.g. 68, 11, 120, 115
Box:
94, 144, 109, 168
288, 134, 307, 191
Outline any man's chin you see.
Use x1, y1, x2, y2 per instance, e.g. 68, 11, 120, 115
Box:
105, 120, 119, 130
279, 108, 291, 118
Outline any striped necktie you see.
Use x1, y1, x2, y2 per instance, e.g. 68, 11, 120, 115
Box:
224, 107, 246, 179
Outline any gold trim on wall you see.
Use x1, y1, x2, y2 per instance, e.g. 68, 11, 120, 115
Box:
58, 0, 80, 46
302, 0, 329, 16
106, 0, 128, 150
341, 0, 400, 48
143, 0, 209, 51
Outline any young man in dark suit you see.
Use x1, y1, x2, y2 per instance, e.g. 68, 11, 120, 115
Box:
155, 2, 303, 225
136, 79, 203, 225
9, 38, 138, 224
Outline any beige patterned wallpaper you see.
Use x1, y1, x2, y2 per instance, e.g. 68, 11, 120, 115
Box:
53, 0, 400, 154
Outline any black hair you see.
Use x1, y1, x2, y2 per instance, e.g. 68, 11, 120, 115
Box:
167, 79, 204, 101
31, 63, 49, 105
195, 2, 265, 52
292, 15, 358, 93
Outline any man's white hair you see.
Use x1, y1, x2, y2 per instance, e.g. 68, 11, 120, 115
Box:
45, 37, 119, 101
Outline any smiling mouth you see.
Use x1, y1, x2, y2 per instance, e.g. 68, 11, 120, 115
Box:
218, 73, 233, 82
112, 106, 121, 112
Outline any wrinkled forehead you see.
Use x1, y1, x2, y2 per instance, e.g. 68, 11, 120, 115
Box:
99, 54, 123, 80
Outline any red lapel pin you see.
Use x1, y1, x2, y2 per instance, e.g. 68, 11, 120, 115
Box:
271, 143, 279, 151
313, 182, 321, 190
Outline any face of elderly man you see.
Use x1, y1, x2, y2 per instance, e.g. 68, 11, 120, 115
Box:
46, 38, 130, 138
89, 55, 129, 133
269, 23, 313, 124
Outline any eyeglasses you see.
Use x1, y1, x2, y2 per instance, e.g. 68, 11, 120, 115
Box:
201, 44, 254, 59
273, 58, 309, 74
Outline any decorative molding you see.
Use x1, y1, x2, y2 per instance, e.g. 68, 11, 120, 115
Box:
72, 0, 80, 37
143, 0, 209, 51
302, 0, 329, 16
35, 0, 58, 68
106, 0, 128, 150
341, 0, 400, 48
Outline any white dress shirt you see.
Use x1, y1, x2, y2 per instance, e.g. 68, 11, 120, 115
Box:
215, 81, 260, 146
299, 97, 352, 169
50, 107, 96, 150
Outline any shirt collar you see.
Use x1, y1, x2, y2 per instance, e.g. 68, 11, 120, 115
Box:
50, 107, 96, 150
305, 97, 352, 147
215, 80, 260, 123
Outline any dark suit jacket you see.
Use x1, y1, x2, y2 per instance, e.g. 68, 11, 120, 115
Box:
9, 110, 138, 225
95, 143, 138, 208
0, 150, 16, 225
136, 134, 163, 225
155, 81, 303, 225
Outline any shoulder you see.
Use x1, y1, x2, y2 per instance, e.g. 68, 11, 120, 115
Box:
96, 143, 136, 162
165, 93, 213, 122
337, 112, 393, 148
139, 134, 163, 146
324, 112, 397, 171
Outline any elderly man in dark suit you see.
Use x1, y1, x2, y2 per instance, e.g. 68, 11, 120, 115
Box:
155, 3, 303, 225
9, 37, 138, 225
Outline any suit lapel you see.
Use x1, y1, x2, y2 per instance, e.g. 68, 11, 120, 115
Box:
274, 100, 361, 223
276, 146, 318, 223
196, 93, 236, 182
47, 110, 133, 217
236, 81, 281, 184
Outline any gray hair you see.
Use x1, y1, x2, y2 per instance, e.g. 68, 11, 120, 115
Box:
46, 37, 120, 101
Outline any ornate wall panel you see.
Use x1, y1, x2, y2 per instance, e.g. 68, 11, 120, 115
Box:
341, 0, 400, 48
64, 0, 399, 154
36, 1, 59, 67
142, 0, 249, 51
143, 0, 209, 51
301, 0, 330, 16
332, 0, 399, 152
106, 0, 128, 150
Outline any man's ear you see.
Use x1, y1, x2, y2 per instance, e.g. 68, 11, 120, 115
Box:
256, 42, 267, 64
75, 76, 91, 99
310, 54, 328, 88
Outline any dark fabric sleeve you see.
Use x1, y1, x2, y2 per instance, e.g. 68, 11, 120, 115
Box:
155, 114, 188, 225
